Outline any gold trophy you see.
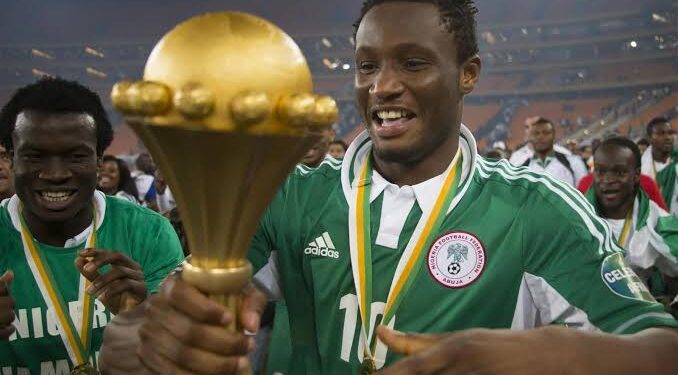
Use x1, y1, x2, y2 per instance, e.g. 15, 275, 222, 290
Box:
111, 9, 337, 358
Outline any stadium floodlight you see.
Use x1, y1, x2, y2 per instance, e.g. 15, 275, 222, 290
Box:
31, 48, 54, 60
652, 13, 667, 23
86, 67, 107, 78
85, 46, 105, 58
31, 68, 53, 78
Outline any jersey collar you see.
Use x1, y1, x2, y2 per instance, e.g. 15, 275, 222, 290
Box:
6, 190, 107, 247
341, 124, 478, 215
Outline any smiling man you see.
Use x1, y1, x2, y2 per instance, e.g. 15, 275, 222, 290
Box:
0, 78, 184, 373
102, 1, 678, 374
586, 137, 678, 287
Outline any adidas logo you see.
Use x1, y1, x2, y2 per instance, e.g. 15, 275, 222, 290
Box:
304, 232, 339, 259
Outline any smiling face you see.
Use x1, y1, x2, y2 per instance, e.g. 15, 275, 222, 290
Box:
593, 144, 639, 217
12, 110, 99, 223
354, 2, 479, 165
98, 159, 120, 194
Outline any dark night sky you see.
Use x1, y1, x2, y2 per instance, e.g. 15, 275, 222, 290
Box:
0, 0, 365, 45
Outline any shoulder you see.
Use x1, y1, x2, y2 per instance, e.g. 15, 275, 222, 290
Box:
476, 157, 586, 206
475, 157, 616, 247
104, 195, 167, 224
564, 153, 586, 167
114, 191, 139, 203
284, 156, 342, 193
291, 156, 342, 179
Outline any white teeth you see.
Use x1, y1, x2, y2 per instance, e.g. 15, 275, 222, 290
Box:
376, 110, 412, 120
41, 191, 72, 202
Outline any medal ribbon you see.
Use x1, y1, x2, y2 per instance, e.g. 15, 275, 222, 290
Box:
350, 148, 463, 363
19, 205, 97, 367
617, 210, 633, 247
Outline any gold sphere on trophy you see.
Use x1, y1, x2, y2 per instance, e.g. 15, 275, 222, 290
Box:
111, 10, 337, 338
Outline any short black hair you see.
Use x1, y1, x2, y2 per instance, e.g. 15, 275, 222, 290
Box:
532, 117, 553, 127
636, 137, 649, 146
101, 154, 139, 200
596, 136, 641, 169
330, 140, 348, 151
484, 148, 506, 160
531, 117, 555, 133
354, 0, 479, 64
646, 116, 670, 137
0, 77, 113, 156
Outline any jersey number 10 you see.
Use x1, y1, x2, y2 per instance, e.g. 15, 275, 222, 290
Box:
339, 293, 396, 370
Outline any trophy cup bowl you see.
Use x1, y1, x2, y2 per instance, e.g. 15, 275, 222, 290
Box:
111, 12, 337, 331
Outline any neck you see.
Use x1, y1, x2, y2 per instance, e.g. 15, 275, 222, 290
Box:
23, 205, 94, 247
535, 148, 553, 161
101, 186, 116, 195
601, 199, 634, 220
372, 130, 460, 187
652, 147, 670, 163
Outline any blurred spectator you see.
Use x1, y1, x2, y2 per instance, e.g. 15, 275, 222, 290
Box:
584, 137, 677, 306
97, 155, 139, 203
640, 117, 677, 215
509, 116, 572, 166
484, 148, 509, 160
132, 151, 158, 209
301, 129, 334, 167
578, 174, 667, 211
166, 207, 189, 256
520, 117, 588, 186
154, 169, 175, 214
579, 144, 593, 161
565, 139, 577, 154
637, 137, 650, 155
0, 145, 13, 201
328, 140, 348, 159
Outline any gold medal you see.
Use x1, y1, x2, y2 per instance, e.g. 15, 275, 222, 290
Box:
71, 363, 100, 375
360, 357, 377, 375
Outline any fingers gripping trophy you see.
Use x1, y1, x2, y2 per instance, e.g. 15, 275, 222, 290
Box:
111, 11, 337, 373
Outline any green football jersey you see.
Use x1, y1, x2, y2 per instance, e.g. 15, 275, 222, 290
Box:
0, 191, 185, 374
248, 126, 678, 375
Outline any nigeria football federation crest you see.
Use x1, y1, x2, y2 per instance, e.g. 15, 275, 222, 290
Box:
427, 231, 486, 288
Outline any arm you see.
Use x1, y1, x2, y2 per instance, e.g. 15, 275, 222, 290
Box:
379, 178, 678, 374
75, 212, 184, 314
376, 326, 678, 375
98, 277, 268, 375
137, 276, 267, 375
112, 188, 285, 374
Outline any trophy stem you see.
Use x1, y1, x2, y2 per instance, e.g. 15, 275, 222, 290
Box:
182, 261, 253, 373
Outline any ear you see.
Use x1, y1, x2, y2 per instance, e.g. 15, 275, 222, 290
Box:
633, 167, 641, 185
460, 55, 481, 95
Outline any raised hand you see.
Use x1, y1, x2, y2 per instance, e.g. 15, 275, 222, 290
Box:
76, 248, 147, 314
138, 275, 267, 375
